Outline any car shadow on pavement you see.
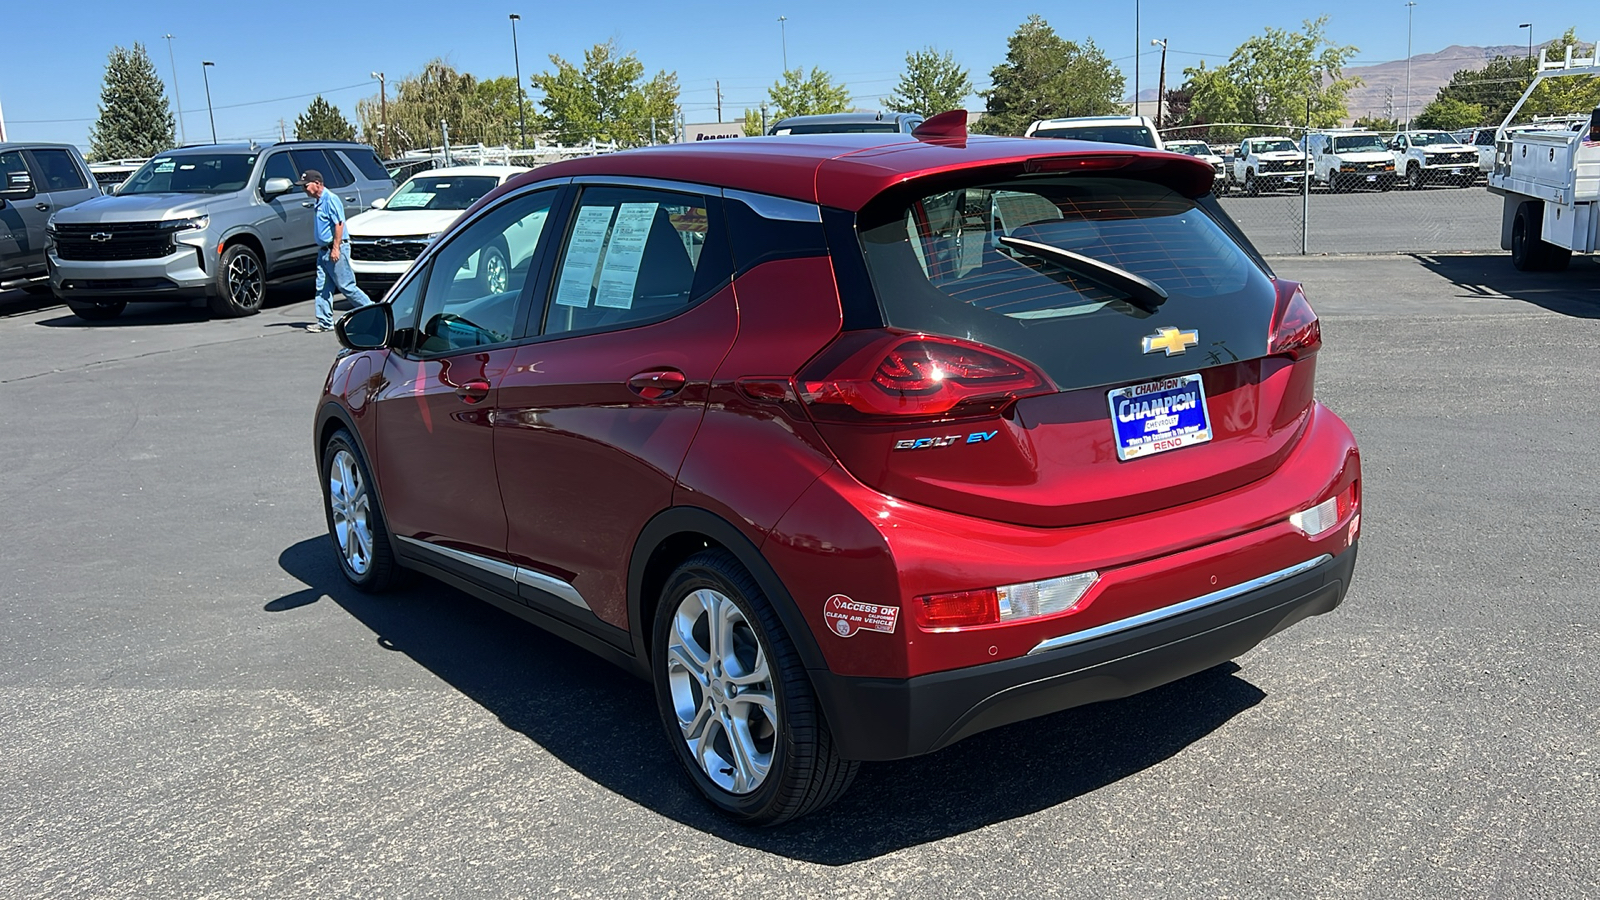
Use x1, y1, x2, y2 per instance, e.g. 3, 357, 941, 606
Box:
273, 536, 1266, 864
33, 281, 315, 328
1415, 253, 1600, 318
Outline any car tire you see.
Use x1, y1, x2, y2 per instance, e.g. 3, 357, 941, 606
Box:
477, 238, 512, 296
1245, 169, 1258, 196
1328, 173, 1343, 194
651, 549, 858, 826
1406, 165, 1424, 191
208, 243, 266, 317
22, 281, 53, 295
320, 429, 402, 593
66, 300, 126, 321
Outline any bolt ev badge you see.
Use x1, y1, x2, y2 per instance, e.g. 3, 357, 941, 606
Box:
1142, 326, 1199, 356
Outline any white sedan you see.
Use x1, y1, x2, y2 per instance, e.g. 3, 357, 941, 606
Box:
347, 165, 531, 294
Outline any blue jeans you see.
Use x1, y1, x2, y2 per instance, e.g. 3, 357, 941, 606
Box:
315, 242, 373, 327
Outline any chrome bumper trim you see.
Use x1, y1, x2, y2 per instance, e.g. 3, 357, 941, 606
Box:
1026, 554, 1334, 657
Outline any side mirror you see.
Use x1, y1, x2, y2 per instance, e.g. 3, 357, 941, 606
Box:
369, 196, 387, 210
336, 303, 392, 351
0, 197, 7, 210
262, 177, 294, 197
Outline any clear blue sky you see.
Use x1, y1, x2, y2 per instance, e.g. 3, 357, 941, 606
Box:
1, 0, 1587, 148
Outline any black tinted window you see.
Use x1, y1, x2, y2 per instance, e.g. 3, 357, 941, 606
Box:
857, 177, 1275, 389
29, 150, 89, 192
342, 147, 390, 182
262, 153, 298, 189
290, 149, 353, 188
1032, 126, 1157, 148
544, 186, 729, 335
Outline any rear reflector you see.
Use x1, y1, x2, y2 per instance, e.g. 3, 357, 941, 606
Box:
916, 571, 1099, 630
1290, 482, 1357, 537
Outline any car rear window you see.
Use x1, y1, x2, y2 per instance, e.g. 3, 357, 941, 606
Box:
856, 175, 1277, 389
342, 146, 391, 182
1031, 126, 1157, 148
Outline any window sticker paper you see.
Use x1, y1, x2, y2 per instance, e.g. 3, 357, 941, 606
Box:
554, 205, 617, 308
594, 202, 658, 309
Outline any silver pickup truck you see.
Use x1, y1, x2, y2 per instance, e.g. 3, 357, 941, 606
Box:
47, 140, 393, 321
0, 143, 100, 293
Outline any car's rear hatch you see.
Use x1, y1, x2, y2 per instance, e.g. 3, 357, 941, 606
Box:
799, 164, 1321, 528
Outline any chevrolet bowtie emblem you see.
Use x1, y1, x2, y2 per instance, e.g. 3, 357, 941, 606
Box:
1142, 327, 1199, 356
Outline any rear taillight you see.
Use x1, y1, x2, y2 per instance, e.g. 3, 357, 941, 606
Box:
1269, 281, 1321, 359
915, 572, 1099, 631
1289, 481, 1358, 537
797, 330, 1054, 424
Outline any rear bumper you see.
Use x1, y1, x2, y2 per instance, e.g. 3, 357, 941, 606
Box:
813, 544, 1356, 761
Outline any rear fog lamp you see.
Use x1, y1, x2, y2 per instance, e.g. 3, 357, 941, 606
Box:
1289, 483, 1357, 537
916, 571, 1099, 630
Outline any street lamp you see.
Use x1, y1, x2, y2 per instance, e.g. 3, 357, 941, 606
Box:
1151, 38, 1168, 128
201, 60, 216, 144
163, 34, 186, 145
778, 16, 788, 73
1404, 1, 1416, 130
371, 71, 388, 158
1520, 23, 1533, 65
760, 103, 769, 135
509, 13, 528, 150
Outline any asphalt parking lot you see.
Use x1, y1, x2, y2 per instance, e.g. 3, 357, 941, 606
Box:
1217, 183, 1502, 256
2, 254, 1597, 898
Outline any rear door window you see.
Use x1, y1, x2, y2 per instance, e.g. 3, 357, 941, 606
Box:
290, 149, 353, 188
27, 150, 89, 192
542, 186, 729, 335
856, 176, 1277, 390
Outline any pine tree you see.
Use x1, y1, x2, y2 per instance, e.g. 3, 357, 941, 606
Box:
88, 43, 176, 161
295, 95, 357, 141
977, 16, 1125, 135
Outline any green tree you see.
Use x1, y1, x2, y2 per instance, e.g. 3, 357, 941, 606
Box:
473, 76, 528, 146
976, 15, 1124, 135
1183, 17, 1359, 142
1413, 97, 1486, 131
88, 42, 175, 160
294, 95, 356, 141
742, 108, 768, 136
885, 48, 973, 117
531, 40, 678, 147
356, 60, 498, 152
1352, 115, 1401, 131
1432, 30, 1597, 127
767, 67, 852, 118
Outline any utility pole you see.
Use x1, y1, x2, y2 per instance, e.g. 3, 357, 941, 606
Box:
1404, 1, 1416, 130
1134, 0, 1141, 117
1520, 23, 1533, 65
778, 16, 789, 72
509, 14, 528, 149
1151, 38, 1168, 128
441, 120, 451, 165
163, 34, 186, 145
279, 118, 286, 141
371, 72, 388, 158
201, 61, 217, 143
760, 103, 769, 135
716, 79, 723, 123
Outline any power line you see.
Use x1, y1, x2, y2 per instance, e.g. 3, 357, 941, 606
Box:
10, 79, 375, 125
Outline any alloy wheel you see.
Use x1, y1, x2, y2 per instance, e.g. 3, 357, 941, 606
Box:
484, 248, 509, 294
664, 587, 778, 795
328, 448, 374, 575
227, 253, 264, 309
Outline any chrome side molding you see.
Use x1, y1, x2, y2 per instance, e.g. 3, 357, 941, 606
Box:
1026, 554, 1333, 656
395, 536, 593, 612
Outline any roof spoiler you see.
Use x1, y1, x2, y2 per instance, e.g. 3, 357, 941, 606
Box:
912, 110, 968, 141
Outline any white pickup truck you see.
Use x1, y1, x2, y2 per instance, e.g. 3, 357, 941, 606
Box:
1487, 48, 1600, 271
1227, 137, 1308, 195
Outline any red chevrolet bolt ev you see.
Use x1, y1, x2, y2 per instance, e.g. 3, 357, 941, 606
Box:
316, 114, 1361, 825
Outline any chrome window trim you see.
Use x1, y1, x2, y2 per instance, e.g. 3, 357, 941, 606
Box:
569, 174, 713, 196
1026, 554, 1333, 656
395, 535, 593, 612
723, 189, 822, 223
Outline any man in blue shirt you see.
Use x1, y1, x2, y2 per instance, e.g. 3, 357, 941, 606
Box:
299, 169, 373, 332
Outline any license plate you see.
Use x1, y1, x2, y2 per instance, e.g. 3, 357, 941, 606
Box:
1366, 174, 1378, 182
1107, 374, 1212, 462
1450, 168, 1461, 175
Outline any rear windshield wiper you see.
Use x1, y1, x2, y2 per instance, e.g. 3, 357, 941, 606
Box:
997, 235, 1168, 314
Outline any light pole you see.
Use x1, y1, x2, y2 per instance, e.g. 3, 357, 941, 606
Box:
1519, 23, 1533, 65
760, 103, 769, 135
509, 13, 528, 150
778, 16, 788, 73
201, 61, 216, 144
1151, 38, 1167, 128
371, 71, 388, 158
1133, 0, 1140, 116
163, 34, 186, 145
1404, 1, 1416, 130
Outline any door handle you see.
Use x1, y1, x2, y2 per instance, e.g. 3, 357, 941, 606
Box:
343, 195, 357, 203
454, 379, 491, 404
628, 369, 686, 400
35, 202, 50, 212
301, 201, 314, 208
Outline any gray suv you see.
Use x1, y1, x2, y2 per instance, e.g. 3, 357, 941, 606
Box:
47, 141, 393, 320
0, 143, 100, 292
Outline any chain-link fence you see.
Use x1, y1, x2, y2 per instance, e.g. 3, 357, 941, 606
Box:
1167, 124, 1503, 257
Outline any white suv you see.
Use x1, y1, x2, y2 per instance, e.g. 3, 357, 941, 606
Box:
1024, 116, 1163, 150
348, 165, 529, 295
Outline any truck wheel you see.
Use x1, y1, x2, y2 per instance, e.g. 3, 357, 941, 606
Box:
209, 244, 266, 317
1510, 203, 1544, 272
652, 549, 858, 825
1245, 169, 1258, 196
66, 301, 126, 321
1406, 165, 1424, 191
